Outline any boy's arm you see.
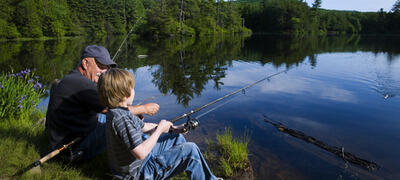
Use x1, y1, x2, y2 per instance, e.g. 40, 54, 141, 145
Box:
131, 120, 172, 160
128, 103, 159, 116
142, 122, 158, 133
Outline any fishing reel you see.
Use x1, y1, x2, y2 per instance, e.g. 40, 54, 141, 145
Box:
177, 115, 199, 133
183, 116, 199, 132
169, 116, 199, 134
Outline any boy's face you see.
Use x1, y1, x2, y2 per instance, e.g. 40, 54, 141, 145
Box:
126, 87, 135, 106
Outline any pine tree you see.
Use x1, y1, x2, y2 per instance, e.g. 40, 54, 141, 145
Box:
312, 0, 322, 10
392, 0, 400, 13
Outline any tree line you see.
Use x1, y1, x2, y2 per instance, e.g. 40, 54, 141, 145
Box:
0, 0, 250, 39
239, 0, 400, 34
1, 0, 400, 39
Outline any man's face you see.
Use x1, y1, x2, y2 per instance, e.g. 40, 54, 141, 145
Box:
81, 58, 109, 83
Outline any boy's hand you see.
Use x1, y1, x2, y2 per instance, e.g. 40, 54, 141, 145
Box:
143, 103, 159, 115
170, 123, 188, 134
157, 120, 172, 133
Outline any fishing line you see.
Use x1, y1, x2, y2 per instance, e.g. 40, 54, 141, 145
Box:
169, 66, 294, 124
195, 95, 239, 120
112, 17, 142, 62
168, 66, 295, 133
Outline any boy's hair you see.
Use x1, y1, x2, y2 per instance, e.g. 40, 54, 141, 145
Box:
98, 68, 135, 108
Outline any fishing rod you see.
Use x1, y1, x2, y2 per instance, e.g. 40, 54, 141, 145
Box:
263, 115, 379, 171
13, 137, 81, 176
177, 95, 240, 133
112, 17, 142, 62
170, 67, 293, 131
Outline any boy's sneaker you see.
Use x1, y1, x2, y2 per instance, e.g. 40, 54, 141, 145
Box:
216, 178, 224, 180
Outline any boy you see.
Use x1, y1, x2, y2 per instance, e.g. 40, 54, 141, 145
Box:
97, 68, 218, 180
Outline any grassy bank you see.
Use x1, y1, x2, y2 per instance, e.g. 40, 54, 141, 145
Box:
0, 70, 110, 179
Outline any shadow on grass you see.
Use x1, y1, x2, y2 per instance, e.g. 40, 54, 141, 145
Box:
0, 124, 113, 179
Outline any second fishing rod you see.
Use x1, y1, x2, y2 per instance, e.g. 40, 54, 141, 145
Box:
170, 67, 294, 131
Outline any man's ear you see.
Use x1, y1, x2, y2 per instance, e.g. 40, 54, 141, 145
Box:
81, 58, 89, 70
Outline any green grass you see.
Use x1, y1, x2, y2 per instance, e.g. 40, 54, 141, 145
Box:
205, 128, 252, 178
0, 70, 111, 179
0, 115, 112, 179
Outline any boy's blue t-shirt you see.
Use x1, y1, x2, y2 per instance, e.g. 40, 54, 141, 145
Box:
106, 107, 145, 179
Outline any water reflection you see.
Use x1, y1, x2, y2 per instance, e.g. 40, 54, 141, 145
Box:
1, 35, 399, 106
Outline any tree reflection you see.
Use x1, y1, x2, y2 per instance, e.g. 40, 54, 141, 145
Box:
142, 36, 242, 106
1, 35, 400, 105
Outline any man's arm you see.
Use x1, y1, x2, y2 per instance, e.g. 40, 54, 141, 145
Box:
128, 103, 159, 116
131, 120, 172, 160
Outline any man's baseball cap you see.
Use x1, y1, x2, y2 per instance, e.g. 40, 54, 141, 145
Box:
81, 45, 116, 68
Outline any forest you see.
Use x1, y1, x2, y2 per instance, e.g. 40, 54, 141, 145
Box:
0, 0, 400, 39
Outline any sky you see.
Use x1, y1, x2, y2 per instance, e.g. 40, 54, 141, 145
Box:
304, 0, 397, 12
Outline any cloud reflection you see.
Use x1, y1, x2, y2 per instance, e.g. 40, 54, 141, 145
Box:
223, 61, 358, 104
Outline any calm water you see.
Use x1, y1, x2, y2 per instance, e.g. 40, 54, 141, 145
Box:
1, 35, 399, 179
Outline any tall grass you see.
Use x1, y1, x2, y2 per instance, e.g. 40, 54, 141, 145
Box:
217, 128, 249, 171
0, 69, 44, 122
205, 127, 251, 178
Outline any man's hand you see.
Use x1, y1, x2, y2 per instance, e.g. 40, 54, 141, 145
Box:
129, 103, 159, 116
143, 103, 159, 115
157, 120, 172, 133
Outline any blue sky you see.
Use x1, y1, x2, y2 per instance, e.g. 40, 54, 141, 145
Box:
304, 0, 397, 12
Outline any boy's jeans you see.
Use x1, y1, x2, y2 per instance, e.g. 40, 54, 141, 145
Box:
140, 134, 217, 180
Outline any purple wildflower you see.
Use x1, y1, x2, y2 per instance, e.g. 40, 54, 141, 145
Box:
28, 79, 35, 83
17, 104, 24, 109
19, 69, 31, 75
33, 82, 42, 90
34, 75, 39, 79
18, 95, 25, 104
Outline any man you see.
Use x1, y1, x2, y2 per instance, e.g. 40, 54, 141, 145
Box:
45, 45, 159, 161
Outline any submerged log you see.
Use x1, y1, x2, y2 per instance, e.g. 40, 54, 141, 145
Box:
263, 115, 379, 171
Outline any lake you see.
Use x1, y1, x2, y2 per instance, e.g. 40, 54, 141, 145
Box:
1, 35, 399, 179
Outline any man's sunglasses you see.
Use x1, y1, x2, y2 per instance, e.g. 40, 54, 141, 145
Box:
94, 59, 110, 70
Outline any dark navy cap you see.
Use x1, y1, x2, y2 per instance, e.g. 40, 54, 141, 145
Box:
81, 45, 116, 68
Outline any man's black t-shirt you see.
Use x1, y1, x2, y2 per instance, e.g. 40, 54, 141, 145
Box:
46, 70, 105, 149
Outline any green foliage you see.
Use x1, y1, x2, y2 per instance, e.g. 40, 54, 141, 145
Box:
2, 0, 400, 39
0, 19, 20, 39
0, 69, 45, 121
239, 0, 400, 35
205, 127, 251, 178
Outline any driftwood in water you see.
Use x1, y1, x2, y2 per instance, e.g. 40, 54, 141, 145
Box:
263, 115, 379, 171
